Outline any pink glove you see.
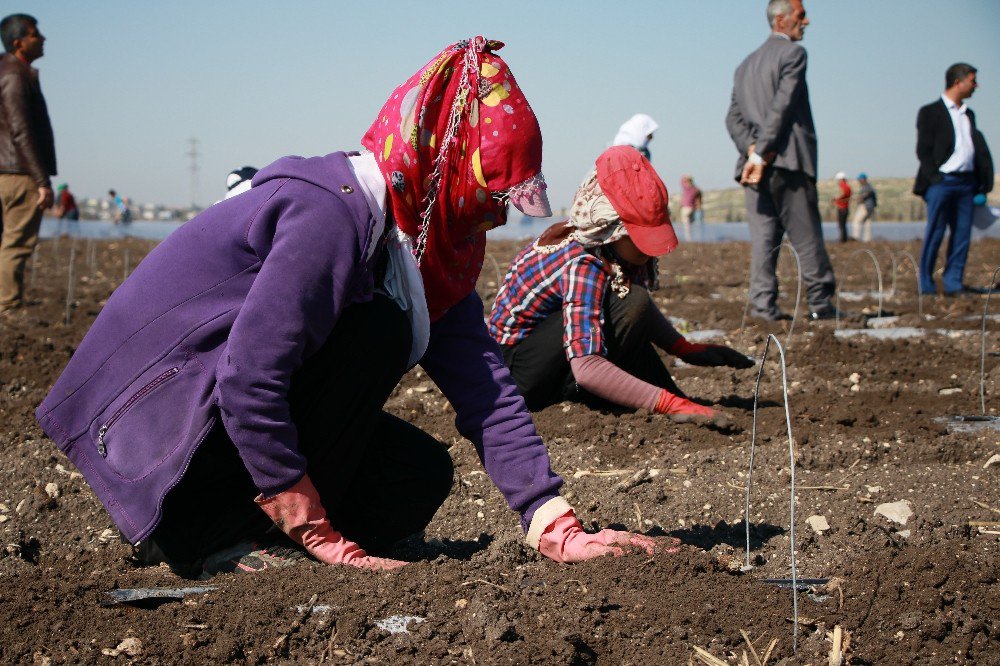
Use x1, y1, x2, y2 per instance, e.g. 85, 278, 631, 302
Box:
538, 510, 667, 563
256, 475, 406, 571
654, 389, 732, 429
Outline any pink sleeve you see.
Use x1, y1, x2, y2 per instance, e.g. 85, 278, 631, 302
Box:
647, 303, 683, 353
569, 354, 662, 411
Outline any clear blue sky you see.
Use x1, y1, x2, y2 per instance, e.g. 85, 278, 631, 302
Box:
15, 0, 1000, 208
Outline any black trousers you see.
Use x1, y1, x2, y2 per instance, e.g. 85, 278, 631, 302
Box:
143, 295, 454, 574
836, 207, 849, 242
502, 285, 681, 411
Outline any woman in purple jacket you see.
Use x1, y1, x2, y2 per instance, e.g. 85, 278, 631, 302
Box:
36, 38, 659, 578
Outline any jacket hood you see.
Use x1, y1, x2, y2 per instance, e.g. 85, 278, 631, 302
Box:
252, 152, 353, 194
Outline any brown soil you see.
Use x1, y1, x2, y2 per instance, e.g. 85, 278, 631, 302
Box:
1, 235, 997, 665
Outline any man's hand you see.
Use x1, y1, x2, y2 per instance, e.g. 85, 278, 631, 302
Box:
740, 143, 774, 186
37, 186, 53, 209
741, 161, 765, 186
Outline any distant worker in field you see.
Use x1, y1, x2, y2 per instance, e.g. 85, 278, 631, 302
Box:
53, 183, 77, 220
107, 188, 131, 224
224, 165, 257, 200
914, 62, 994, 296
678, 174, 702, 242
0, 13, 55, 314
851, 173, 876, 241
489, 146, 753, 430
725, 0, 839, 321
612, 113, 658, 160
831, 171, 851, 243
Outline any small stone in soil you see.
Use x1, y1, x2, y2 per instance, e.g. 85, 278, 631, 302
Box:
874, 500, 913, 526
806, 515, 830, 533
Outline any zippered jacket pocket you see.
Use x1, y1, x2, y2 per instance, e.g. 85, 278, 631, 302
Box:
88, 359, 210, 481
96, 367, 179, 457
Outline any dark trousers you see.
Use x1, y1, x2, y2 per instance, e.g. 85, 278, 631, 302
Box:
919, 172, 976, 294
144, 295, 454, 574
502, 285, 680, 410
744, 168, 837, 315
836, 207, 849, 243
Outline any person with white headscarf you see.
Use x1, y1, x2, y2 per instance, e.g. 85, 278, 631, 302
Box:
612, 113, 659, 159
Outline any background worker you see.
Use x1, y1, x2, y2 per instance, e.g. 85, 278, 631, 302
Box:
831, 171, 851, 242
53, 182, 78, 220
852, 172, 877, 241
490, 146, 752, 429
612, 113, 658, 160
679, 174, 702, 242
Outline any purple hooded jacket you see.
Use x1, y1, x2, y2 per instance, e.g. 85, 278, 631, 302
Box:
36, 152, 563, 544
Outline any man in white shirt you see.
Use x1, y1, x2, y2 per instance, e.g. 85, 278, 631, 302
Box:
914, 63, 994, 296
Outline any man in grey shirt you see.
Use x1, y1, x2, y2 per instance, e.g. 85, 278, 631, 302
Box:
726, 0, 838, 321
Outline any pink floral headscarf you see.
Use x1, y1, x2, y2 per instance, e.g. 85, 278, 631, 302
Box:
362, 37, 546, 321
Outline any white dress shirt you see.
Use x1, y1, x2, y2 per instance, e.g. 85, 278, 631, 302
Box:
939, 94, 975, 174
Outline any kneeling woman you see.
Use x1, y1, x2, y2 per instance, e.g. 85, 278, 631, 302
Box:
489, 146, 753, 426
35, 39, 658, 578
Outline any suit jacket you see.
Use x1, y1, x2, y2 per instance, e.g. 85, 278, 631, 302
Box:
0, 53, 56, 186
913, 98, 994, 196
726, 35, 817, 181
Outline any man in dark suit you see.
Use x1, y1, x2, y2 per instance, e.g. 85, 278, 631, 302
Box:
726, 0, 838, 321
915, 63, 993, 296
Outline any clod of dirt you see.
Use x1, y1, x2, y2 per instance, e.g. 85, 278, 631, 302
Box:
874, 500, 913, 525
101, 637, 142, 657
806, 515, 830, 533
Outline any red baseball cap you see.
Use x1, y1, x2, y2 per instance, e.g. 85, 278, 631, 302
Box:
595, 145, 677, 257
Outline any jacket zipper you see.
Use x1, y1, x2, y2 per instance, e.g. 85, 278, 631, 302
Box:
97, 367, 180, 457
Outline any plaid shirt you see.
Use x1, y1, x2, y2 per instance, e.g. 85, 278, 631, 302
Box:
489, 241, 649, 359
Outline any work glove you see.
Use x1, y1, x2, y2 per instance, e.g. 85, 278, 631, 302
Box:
538, 510, 675, 563
256, 475, 406, 571
654, 388, 733, 429
669, 337, 755, 369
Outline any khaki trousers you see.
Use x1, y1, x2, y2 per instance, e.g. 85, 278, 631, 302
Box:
679, 206, 693, 241
0, 174, 43, 310
851, 206, 873, 242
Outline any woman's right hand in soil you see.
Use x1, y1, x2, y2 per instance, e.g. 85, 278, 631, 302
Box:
538, 511, 669, 563
256, 475, 406, 571
654, 389, 732, 429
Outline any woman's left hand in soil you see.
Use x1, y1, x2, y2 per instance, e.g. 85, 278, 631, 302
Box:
670, 338, 755, 369
539, 512, 680, 563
